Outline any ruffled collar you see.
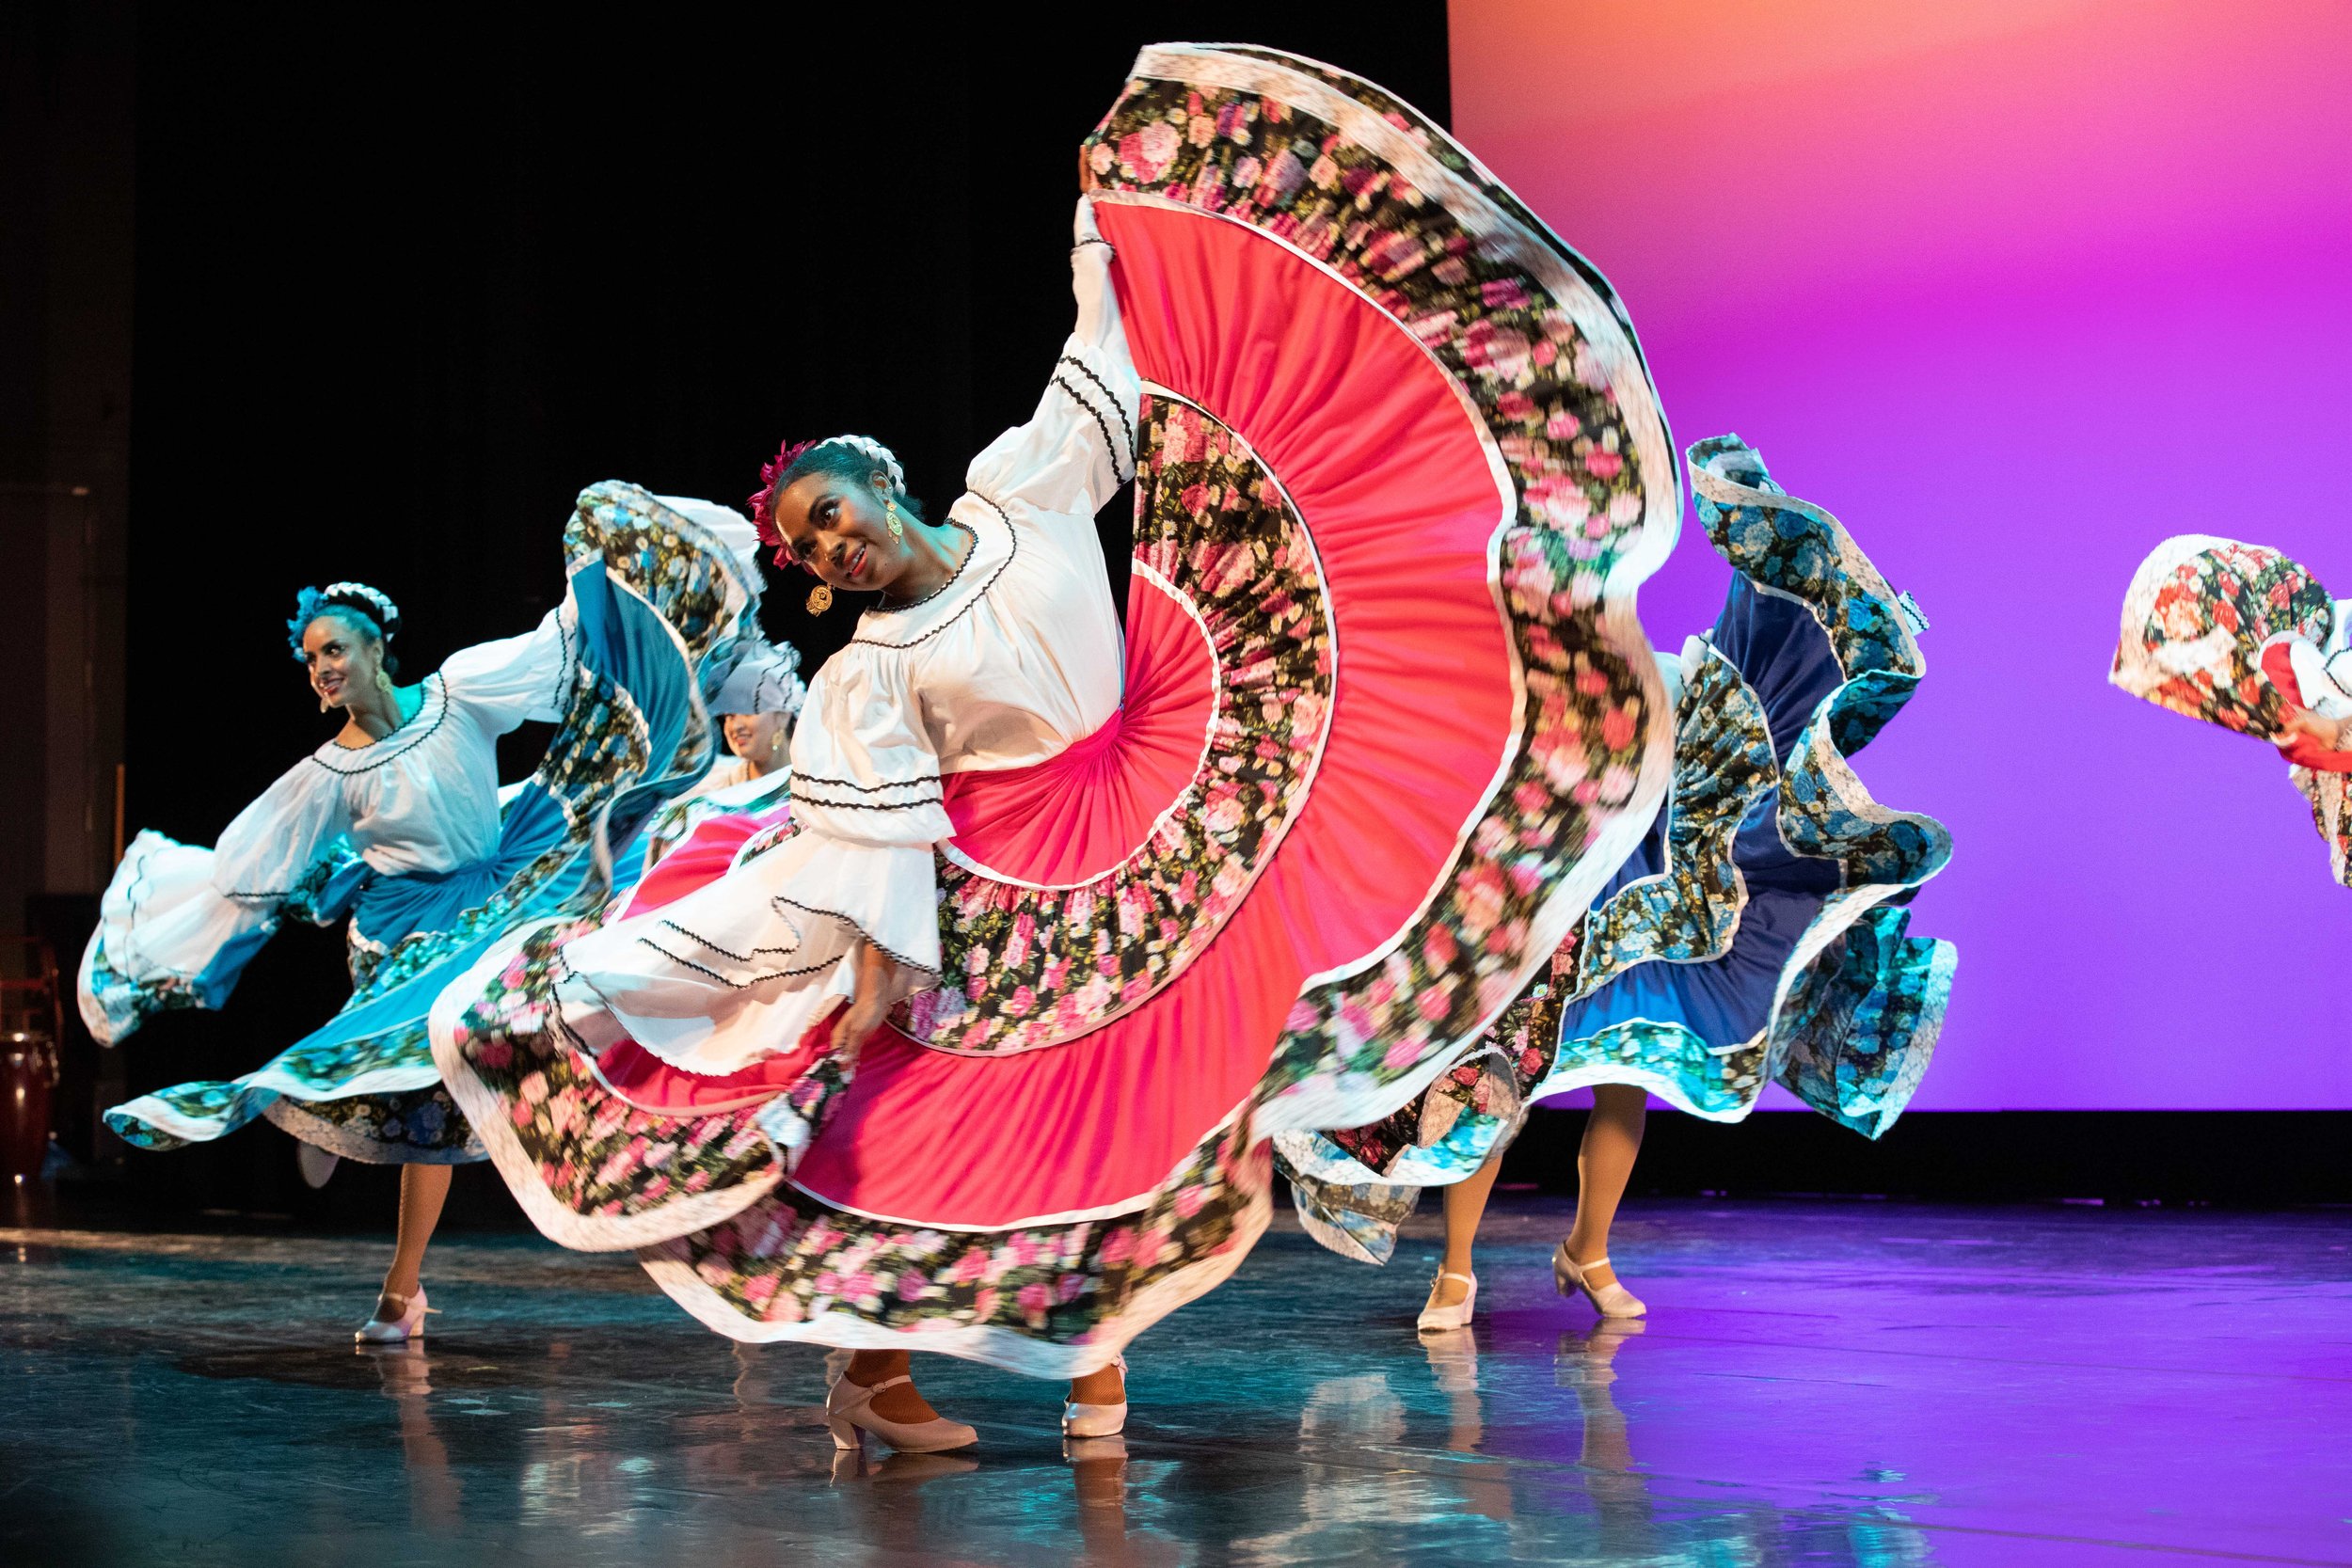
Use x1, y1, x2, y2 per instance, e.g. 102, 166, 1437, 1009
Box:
850, 496, 1014, 652
309, 673, 452, 775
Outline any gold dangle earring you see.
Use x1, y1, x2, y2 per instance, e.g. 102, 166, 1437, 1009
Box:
884, 496, 905, 541
374, 666, 397, 697
806, 581, 834, 614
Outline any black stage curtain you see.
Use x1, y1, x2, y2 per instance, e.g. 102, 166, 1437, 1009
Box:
128, 7, 1450, 834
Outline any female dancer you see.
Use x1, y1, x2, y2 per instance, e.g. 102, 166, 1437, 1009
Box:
703, 638, 803, 794
1282, 436, 1959, 1328
82, 486, 763, 1338
2112, 536, 2351, 886
637, 637, 804, 875
435, 44, 1686, 1450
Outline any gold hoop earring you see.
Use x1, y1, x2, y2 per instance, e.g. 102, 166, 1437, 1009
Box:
806, 582, 834, 614
884, 497, 905, 541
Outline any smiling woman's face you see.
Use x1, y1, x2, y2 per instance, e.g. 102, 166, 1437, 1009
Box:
722, 710, 787, 762
300, 613, 384, 711
770, 469, 914, 594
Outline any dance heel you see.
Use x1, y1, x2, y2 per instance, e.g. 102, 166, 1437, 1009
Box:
824, 1374, 978, 1454
1553, 1244, 1646, 1319
1416, 1271, 1478, 1333
355, 1286, 436, 1344
1062, 1354, 1128, 1439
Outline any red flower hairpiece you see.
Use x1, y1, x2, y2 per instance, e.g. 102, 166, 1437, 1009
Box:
749, 436, 824, 562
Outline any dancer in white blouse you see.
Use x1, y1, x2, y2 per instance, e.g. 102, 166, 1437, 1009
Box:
85, 489, 763, 1339
551, 283, 1129, 1082
532, 229, 1133, 1447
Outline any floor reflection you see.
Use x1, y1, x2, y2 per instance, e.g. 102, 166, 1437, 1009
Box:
12, 1201, 2347, 1564
358, 1343, 463, 1529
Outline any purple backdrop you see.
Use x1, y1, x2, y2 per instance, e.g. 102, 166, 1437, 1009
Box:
1453, 0, 2352, 1108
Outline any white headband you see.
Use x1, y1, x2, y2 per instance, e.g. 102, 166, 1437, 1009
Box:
818, 435, 906, 495
320, 581, 400, 631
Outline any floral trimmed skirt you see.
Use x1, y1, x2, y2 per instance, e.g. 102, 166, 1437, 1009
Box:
433, 44, 1688, 1376
100, 484, 760, 1164
1282, 436, 1959, 1263
2111, 536, 2351, 889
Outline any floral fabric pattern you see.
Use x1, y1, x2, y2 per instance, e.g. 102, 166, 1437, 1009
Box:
1083, 53, 1679, 1117
437, 921, 788, 1241
1773, 905, 1957, 1135
2112, 538, 2332, 739
908, 394, 1333, 1054
262, 1085, 483, 1164
1569, 645, 1774, 997
641, 1109, 1270, 1371
2112, 536, 2352, 887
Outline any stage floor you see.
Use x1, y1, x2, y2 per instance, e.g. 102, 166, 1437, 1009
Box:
5, 1195, 2347, 1565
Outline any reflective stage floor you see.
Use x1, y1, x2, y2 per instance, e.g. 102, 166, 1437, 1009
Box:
5, 1196, 2349, 1565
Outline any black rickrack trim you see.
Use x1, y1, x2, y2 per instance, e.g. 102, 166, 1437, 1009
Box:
1056, 355, 1136, 478
654, 916, 802, 965
308, 674, 451, 776
633, 902, 939, 989
789, 792, 943, 813
865, 520, 979, 617
1071, 237, 1115, 255
775, 896, 938, 975
850, 498, 1016, 651
789, 771, 943, 795
629, 940, 840, 990
1053, 374, 1134, 488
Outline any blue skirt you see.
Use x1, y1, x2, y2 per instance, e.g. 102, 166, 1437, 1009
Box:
1283, 436, 1957, 1262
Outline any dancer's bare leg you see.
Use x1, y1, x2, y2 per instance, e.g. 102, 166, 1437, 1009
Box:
381, 1163, 452, 1301
844, 1350, 948, 1423
1429, 1148, 1506, 1310
1070, 1359, 1125, 1406
1564, 1085, 1646, 1290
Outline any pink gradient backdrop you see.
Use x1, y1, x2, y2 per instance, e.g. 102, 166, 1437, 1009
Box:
1450, 0, 2352, 1108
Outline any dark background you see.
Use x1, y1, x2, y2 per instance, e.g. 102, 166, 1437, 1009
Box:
9, 4, 2343, 1226
20, 2, 1464, 1221
124, 8, 1456, 844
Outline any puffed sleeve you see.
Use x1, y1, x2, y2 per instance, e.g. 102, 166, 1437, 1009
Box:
550, 644, 947, 1076
963, 195, 1141, 523
79, 759, 355, 1044
212, 757, 356, 904
438, 604, 579, 735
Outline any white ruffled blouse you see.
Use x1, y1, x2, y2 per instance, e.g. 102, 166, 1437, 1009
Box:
216, 610, 578, 895
556, 201, 1138, 1076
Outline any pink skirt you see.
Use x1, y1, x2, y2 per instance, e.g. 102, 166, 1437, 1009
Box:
435, 44, 1682, 1375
